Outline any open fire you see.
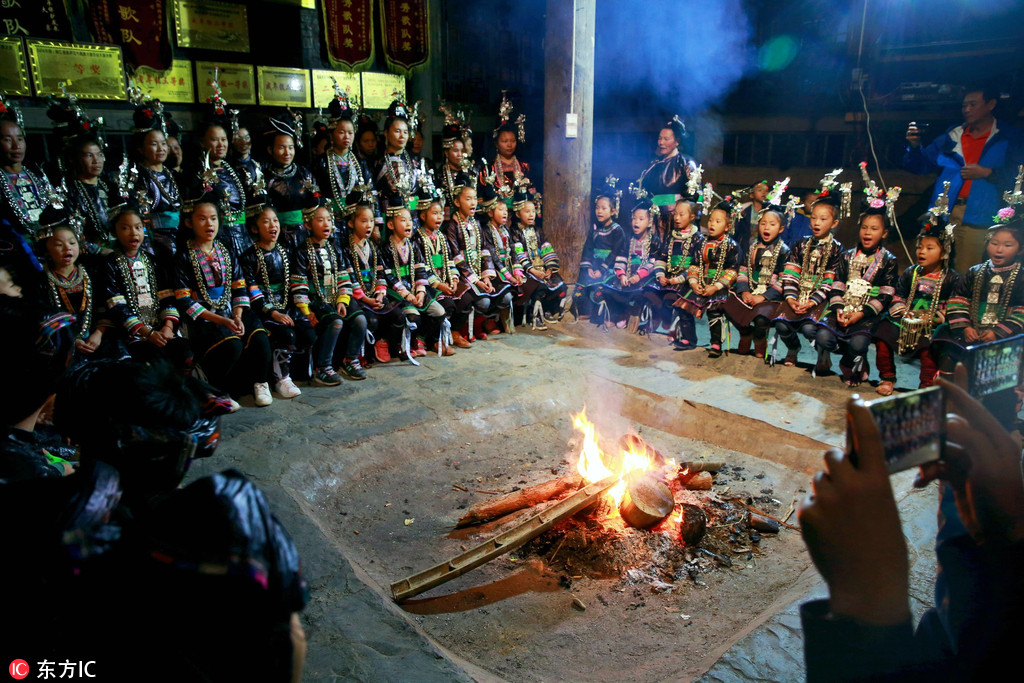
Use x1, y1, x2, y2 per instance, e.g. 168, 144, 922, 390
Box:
574, 409, 681, 528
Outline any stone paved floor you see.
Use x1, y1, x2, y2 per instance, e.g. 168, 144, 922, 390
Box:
186, 314, 939, 682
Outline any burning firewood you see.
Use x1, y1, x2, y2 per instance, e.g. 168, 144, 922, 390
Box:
391, 475, 618, 601
679, 471, 713, 490
456, 475, 584, 527
619, 433, 668, 468
618, 474, 674, 528
678, 504, 707, 545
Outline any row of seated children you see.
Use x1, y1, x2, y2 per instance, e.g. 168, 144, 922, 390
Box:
4, 165, 567, 410
574, 169, 1024, 393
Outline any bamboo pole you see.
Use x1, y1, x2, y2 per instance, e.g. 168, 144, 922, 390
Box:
391, 475, 616, 602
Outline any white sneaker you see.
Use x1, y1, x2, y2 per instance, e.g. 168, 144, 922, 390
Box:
226, 398, 242, 413
253, 382, 273, 407
275, 376, 302, 398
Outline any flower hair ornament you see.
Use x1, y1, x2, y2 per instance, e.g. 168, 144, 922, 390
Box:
860, 161, 901, 222
686, 164, 704, 200
813, 168, 852, 219
995, 165, 1024, 223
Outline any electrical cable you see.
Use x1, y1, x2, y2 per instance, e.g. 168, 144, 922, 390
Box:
856, 0, 914, 263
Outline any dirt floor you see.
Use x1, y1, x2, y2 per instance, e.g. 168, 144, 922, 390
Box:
188, 312, 939, 682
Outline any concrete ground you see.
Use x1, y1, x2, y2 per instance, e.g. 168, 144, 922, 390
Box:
186, 313, 940, 682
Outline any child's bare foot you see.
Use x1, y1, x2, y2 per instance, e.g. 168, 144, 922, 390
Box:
876, 380, 895, 396
783, 351, 799, 367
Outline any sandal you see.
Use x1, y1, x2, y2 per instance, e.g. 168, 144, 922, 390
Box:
783, 351, 799, 367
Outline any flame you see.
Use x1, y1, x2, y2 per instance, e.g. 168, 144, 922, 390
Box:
574, 409, 613, 482
572, 411, 658, 513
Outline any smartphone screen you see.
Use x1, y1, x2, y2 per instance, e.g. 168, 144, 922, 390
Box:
859, 385, 945, 474
965, 334, 1024, 398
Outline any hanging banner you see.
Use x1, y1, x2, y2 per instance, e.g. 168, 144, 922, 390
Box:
312, 69, 361, 109
360, 72, 404, 110
134, 59, 194, 103
0, 0, 73, 41
173, 0, 250, 53
195, 61, 256, 105
89, 0, 170, 71
321, 0, 373, 72
257, 66, 311, 108
0, 37, 30, 97
379, 0, 429, 76
27, 40, 127, 100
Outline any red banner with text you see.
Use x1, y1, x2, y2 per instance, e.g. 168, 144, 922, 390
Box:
89, 0, 170, 71
322, 0, 374, 72
380, 0, 429, 76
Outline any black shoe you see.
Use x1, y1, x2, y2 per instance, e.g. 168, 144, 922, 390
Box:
341, 359, 367, 380
708, 344, 723, 358
314, 367, 343, 386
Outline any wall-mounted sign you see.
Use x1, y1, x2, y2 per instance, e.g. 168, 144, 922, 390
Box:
0, 36, 30, 97
311, 70, 361, 109
134, 59, 194, 103
195, 61, 256, 105
27, 40, 126, 100
360, 71, 405, 110
258, 66, 311, 108
173, 0, 250, 53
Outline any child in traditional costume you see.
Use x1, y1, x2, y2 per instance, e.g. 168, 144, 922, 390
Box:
381, 193, 449, 359
593, 188, 663, 330
937, 198, 1024, 366
511, 180, 565, 330
444, 171, 511, 341
292, 188, 365, 381
264, 108, 319, 250
240, 176, 308, 396
773, 171, 848, 366
478, 170, 524, 324
576, 176, 626, 320
650, 197, 703, 348
681, 198, 741, 357
174, 193, 272, 405
436, 101, 472, 214
345, 185, 404, 364
814, 184, 900, 385
100, 204, 190, 368
723, 186, 795, 361
873, 193, 960, 394
414, 175, 467, 353
38, 205, 110, 360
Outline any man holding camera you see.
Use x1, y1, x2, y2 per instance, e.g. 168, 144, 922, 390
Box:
904, 85, 1024, 274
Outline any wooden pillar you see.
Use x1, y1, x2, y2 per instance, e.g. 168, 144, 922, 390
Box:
542, 0, 596, 283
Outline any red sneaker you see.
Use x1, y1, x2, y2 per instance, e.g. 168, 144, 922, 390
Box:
374, 338, 392, 363
413, 338, 427, 357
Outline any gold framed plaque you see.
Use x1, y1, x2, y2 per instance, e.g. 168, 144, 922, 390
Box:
195, 61, 256, 106
26, 40, 126, 100
0, 36, 30, 97
257, 66, 311, 108
311, 70, 361, 109
360, 72, 405, 110
134, 59, 194, 103
173, 0, 250, 53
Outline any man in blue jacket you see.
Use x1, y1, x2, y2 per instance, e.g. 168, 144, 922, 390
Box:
904, 84, 1024, 273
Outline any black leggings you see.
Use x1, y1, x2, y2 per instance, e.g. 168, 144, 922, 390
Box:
201, 328, 271, 395
774, 319, 818, 350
